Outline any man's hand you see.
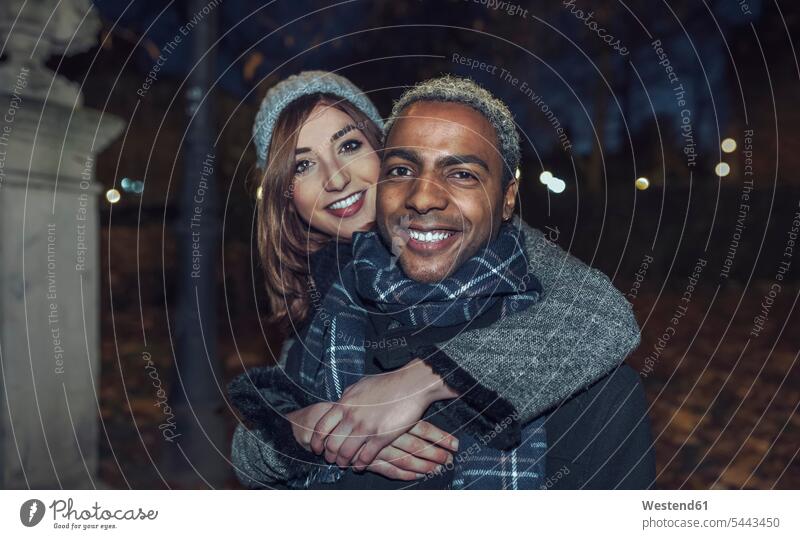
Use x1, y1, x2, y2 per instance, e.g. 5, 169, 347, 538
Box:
364, 421, 458, 480
309, 358, 459, 469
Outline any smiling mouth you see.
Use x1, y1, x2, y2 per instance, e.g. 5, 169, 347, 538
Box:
408, 229, 455, 242
404, 227, 462, 253
325, 190, 366, 218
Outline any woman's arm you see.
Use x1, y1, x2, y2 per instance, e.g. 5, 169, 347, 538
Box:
228, 358, 327, 488
229, 343, 457, 486
425, 216, 641, 448
232, 423, 315, 489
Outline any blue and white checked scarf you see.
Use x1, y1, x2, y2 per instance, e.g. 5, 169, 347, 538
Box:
300, 223, 548, 489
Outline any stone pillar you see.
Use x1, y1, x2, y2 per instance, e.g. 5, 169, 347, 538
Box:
0, 0, 123, 488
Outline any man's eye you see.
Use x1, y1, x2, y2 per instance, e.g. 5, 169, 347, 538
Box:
387, 166, 413, 177
295, 159, 315, 176
451, 170, 478, 181
339, 139, 363, 154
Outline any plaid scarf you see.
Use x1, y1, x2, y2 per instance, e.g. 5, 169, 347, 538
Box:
300, 223, 548, 489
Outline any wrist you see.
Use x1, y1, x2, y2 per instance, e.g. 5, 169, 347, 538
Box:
408, 358, 459, 405
286, 406, 319, 452
285, 409, 304, 445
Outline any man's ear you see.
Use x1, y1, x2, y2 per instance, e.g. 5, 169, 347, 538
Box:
502, 178, 518, 221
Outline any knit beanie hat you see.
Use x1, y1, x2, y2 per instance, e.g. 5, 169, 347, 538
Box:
252, 70, 384, 169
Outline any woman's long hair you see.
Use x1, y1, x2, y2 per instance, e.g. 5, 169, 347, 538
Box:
256, 93, 383, 328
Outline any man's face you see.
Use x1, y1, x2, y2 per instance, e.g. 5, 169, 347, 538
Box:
376, 101, 517, 283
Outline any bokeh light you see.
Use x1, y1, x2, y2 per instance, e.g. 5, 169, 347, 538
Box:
547, 177, 566, 194
721, 138, 737, 153
106, 189, 121, 203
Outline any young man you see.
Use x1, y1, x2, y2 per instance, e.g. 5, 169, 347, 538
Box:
231, 76, 654, 489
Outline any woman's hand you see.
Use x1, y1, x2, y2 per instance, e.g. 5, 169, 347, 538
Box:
309, 358, 459, 469
288, 404, 458, 480
286, 402, 335, 452
363, 421, 458, 480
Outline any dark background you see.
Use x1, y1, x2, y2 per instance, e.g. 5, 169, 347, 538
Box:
50, 0, 800, 488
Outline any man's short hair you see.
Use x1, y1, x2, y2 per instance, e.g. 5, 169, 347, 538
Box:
384, 75, 520, 187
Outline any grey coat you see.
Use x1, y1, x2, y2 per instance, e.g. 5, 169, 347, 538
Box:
230, 216, 641, 488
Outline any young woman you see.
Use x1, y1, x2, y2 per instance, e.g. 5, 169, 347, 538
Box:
230, 71, 642, 488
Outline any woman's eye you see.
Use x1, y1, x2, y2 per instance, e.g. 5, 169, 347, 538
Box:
339, 139, 363, 154
295, 159, 313, 176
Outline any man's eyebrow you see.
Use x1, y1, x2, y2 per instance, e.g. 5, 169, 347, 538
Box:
330, 123, 357, 143
382, 148, 423, 167
435, 154, 490, 172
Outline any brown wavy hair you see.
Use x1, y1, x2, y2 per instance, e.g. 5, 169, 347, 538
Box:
256, 93, 382, 328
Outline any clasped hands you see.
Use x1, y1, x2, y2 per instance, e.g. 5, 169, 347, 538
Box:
286, 358, 460, 480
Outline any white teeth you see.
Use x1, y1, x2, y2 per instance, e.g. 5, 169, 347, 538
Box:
408, 230, 454, 242
328, 191, 363, 210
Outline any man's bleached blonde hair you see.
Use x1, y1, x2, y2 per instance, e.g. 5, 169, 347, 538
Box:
384, 75, 520, 187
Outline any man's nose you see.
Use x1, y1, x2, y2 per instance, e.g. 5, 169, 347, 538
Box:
405, 177, 448, 214
324, 167, 351, 192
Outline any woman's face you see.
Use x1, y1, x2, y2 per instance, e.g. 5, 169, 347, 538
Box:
290, 103, 380, 241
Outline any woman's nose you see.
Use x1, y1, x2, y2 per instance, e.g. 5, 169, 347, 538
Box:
324, 167, 351, 191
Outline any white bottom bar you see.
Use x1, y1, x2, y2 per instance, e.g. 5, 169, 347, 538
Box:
2, 490, 798, 538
